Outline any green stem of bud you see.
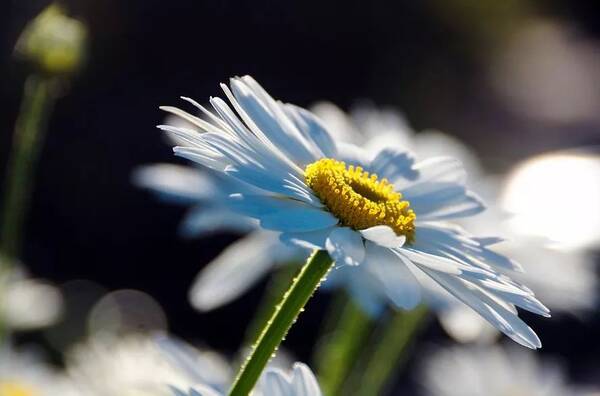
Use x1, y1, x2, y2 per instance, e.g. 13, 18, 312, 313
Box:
1, 75, 56, 259
0, 74, 57, 346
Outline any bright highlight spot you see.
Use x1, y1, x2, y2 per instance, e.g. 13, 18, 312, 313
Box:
305, 158, 416, 240
501, 152, 600, 249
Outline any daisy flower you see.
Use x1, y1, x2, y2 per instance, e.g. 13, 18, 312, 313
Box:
421, 344, 592, 396
160, 76, 548, 349
66, 333, 231, 396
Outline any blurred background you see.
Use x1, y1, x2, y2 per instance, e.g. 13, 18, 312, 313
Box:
1, 0, 599, 394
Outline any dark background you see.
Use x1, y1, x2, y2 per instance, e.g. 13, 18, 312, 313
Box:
2, 1, 600, 393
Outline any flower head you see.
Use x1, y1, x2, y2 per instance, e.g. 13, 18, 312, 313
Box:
161, 76, 549, 348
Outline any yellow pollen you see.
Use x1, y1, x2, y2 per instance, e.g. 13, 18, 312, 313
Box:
0, 382, 37, 396
305, 158, 416, 241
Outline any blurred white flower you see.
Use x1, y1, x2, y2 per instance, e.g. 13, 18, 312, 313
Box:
159, 76, 548, 348
66, 333, 231, 396
0, 262, 63, 332
170, 362, 322, 396
0, 345, 76, 396
421, 345, 589, 396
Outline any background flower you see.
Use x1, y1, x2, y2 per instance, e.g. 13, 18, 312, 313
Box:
66, 333, 231, 396
421, 344, 595, 396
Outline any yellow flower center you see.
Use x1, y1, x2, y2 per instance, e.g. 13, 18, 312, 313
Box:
305, 158, 416, 241
0, 382, 37, 396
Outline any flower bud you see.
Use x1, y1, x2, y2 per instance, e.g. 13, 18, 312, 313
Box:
15, 4, 87, 75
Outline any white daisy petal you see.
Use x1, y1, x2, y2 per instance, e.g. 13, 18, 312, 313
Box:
290, 363, 323, 396
228, 193, 318, 218
345, 275, 387, 317
359, 225, 406, 248
398, 248, 463, 275
189, 231, 280, 311
310, 101, 364, 142
423, 269, 541, 349
399, 157, 486, 220
325, 227, 365, 266
159, 105, 220, 133
180, 96, 235, 132
413, 224, 523, 273
369, 148, 418, 182
173, 146, 229, 172
406, 157, 467, 188
335, 142, 371, 168
178, 206, 254, 237
472, 278, 550, 317
411, 189, 486, 221
225, 166, 308, 200
260, 369, 290, 396
363, 241, 421, 309
283, 104, 338, 159
280, 227, 336, 250
229, 78, 318, 166
178, 385, 220, 396
133, 164, 216, 203
159, 124, 216, 149
261, 207, 339, 232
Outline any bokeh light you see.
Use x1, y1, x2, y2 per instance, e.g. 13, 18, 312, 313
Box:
501, 151, 600, 249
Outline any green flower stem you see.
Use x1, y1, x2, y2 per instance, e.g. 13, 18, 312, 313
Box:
350, 305, 429, 396
228, 250, 334, 396
313, 292, 372, 396
242, 264, 300, 347
1, 75, 56, 259
0, 74, 56, 346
